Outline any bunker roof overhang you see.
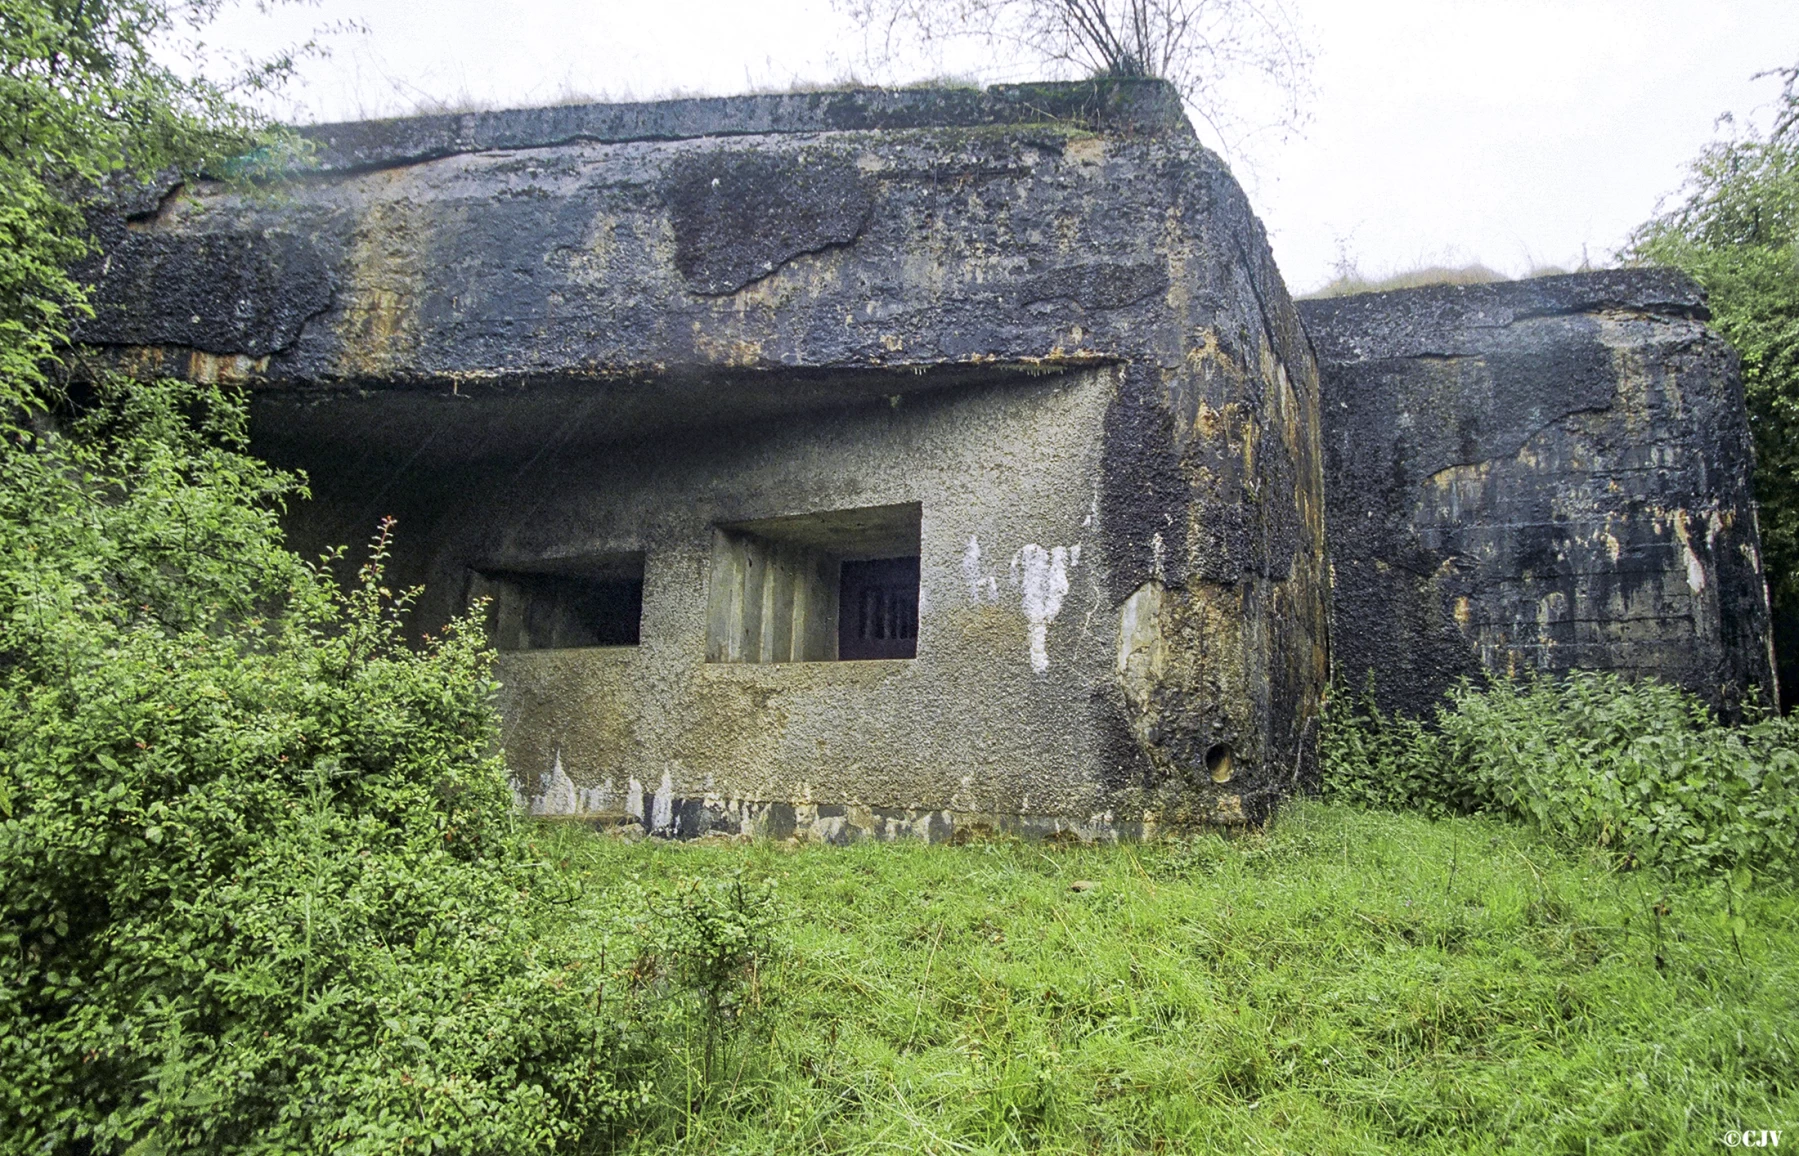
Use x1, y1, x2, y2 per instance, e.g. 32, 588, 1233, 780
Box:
249, 361, 1114, 467
74, 79, 1297, 467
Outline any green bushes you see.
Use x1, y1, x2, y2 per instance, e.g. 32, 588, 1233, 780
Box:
1322, 672, 1799, 881
0, 0, 791, 1134
0, 379, 644, 1154
0, 1, 684, 1142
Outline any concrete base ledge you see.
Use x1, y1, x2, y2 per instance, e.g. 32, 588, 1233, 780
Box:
516, 782, 1255, 844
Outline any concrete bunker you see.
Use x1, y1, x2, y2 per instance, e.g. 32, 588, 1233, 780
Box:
73, 85, 1781, 836
80, 80, 1332, 840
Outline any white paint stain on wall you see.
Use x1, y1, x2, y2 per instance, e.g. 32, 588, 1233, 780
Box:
513, 751, 618, 816
1673, 514, 1708, 596
1017, 543, 1074, 675
962, 535, 999, 603
652, 769, 675, 833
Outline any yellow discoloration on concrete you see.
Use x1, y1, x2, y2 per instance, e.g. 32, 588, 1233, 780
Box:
1190, 399, 1225, 441
334, 196, 428, 379
1064, 137, 1107, 166
549, 211, 620, 286
1118, 575, 1261, 811
185, 351, 268, 384
119, 345, 171, 377
1671, 512, 1709, 596
1158, 204, 1191, 319
690, 331, 765, 367
1117, 581, 1167, 750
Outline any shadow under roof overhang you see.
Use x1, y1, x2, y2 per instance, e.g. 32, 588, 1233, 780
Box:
248, 358, 1116, 473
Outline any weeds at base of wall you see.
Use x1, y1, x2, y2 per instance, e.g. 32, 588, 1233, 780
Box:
1319, 669, 1799, 885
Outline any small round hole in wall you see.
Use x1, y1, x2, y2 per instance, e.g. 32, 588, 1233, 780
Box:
1206, 743, 1234, 784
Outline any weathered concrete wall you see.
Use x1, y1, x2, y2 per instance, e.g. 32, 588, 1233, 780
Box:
79, 80, 1330, 836
384, 373, 1142, 836
1299, 270, 1774, 718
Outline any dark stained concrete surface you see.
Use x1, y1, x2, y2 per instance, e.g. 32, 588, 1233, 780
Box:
1301, 271, 1775, 718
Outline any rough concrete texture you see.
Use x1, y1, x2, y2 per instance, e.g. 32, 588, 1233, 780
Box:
1299, 270, 1775, 718
79, 80, 1330, 838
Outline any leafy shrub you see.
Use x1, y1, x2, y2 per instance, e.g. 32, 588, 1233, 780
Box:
622, 869, 779, 1098
1322, 671, 1799, 881
659, 872, 778, 1038
1316, 674, 1462, 815
0, 378, 642, 1154
0, 1, 688, 1148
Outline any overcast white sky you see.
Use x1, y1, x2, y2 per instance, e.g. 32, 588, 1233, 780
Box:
201, 0, 1799, 295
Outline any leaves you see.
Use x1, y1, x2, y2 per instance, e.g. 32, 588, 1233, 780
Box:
0, 0, 320, 417
1322, 671, 1799, 884
0, 2, 654, 1150
0, 11, 630, 1146
0, 405, 639, 1149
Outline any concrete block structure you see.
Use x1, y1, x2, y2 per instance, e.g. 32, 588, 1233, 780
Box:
80, 81, 1331, 838
1299, 271, 1775, 718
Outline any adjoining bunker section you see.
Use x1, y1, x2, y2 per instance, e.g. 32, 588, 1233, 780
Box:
81, 80, 1330, 840
1300, 270, 1775, 719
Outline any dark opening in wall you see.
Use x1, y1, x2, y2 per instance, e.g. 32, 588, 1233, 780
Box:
708, 503, 921, 663
840, 557, 919, 659
473, 553, 644, 651
1205, 743, 1234, 784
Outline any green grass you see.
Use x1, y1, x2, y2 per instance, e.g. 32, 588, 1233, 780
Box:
1300, 264, 1585, 299
543, 802, 1798, 1154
